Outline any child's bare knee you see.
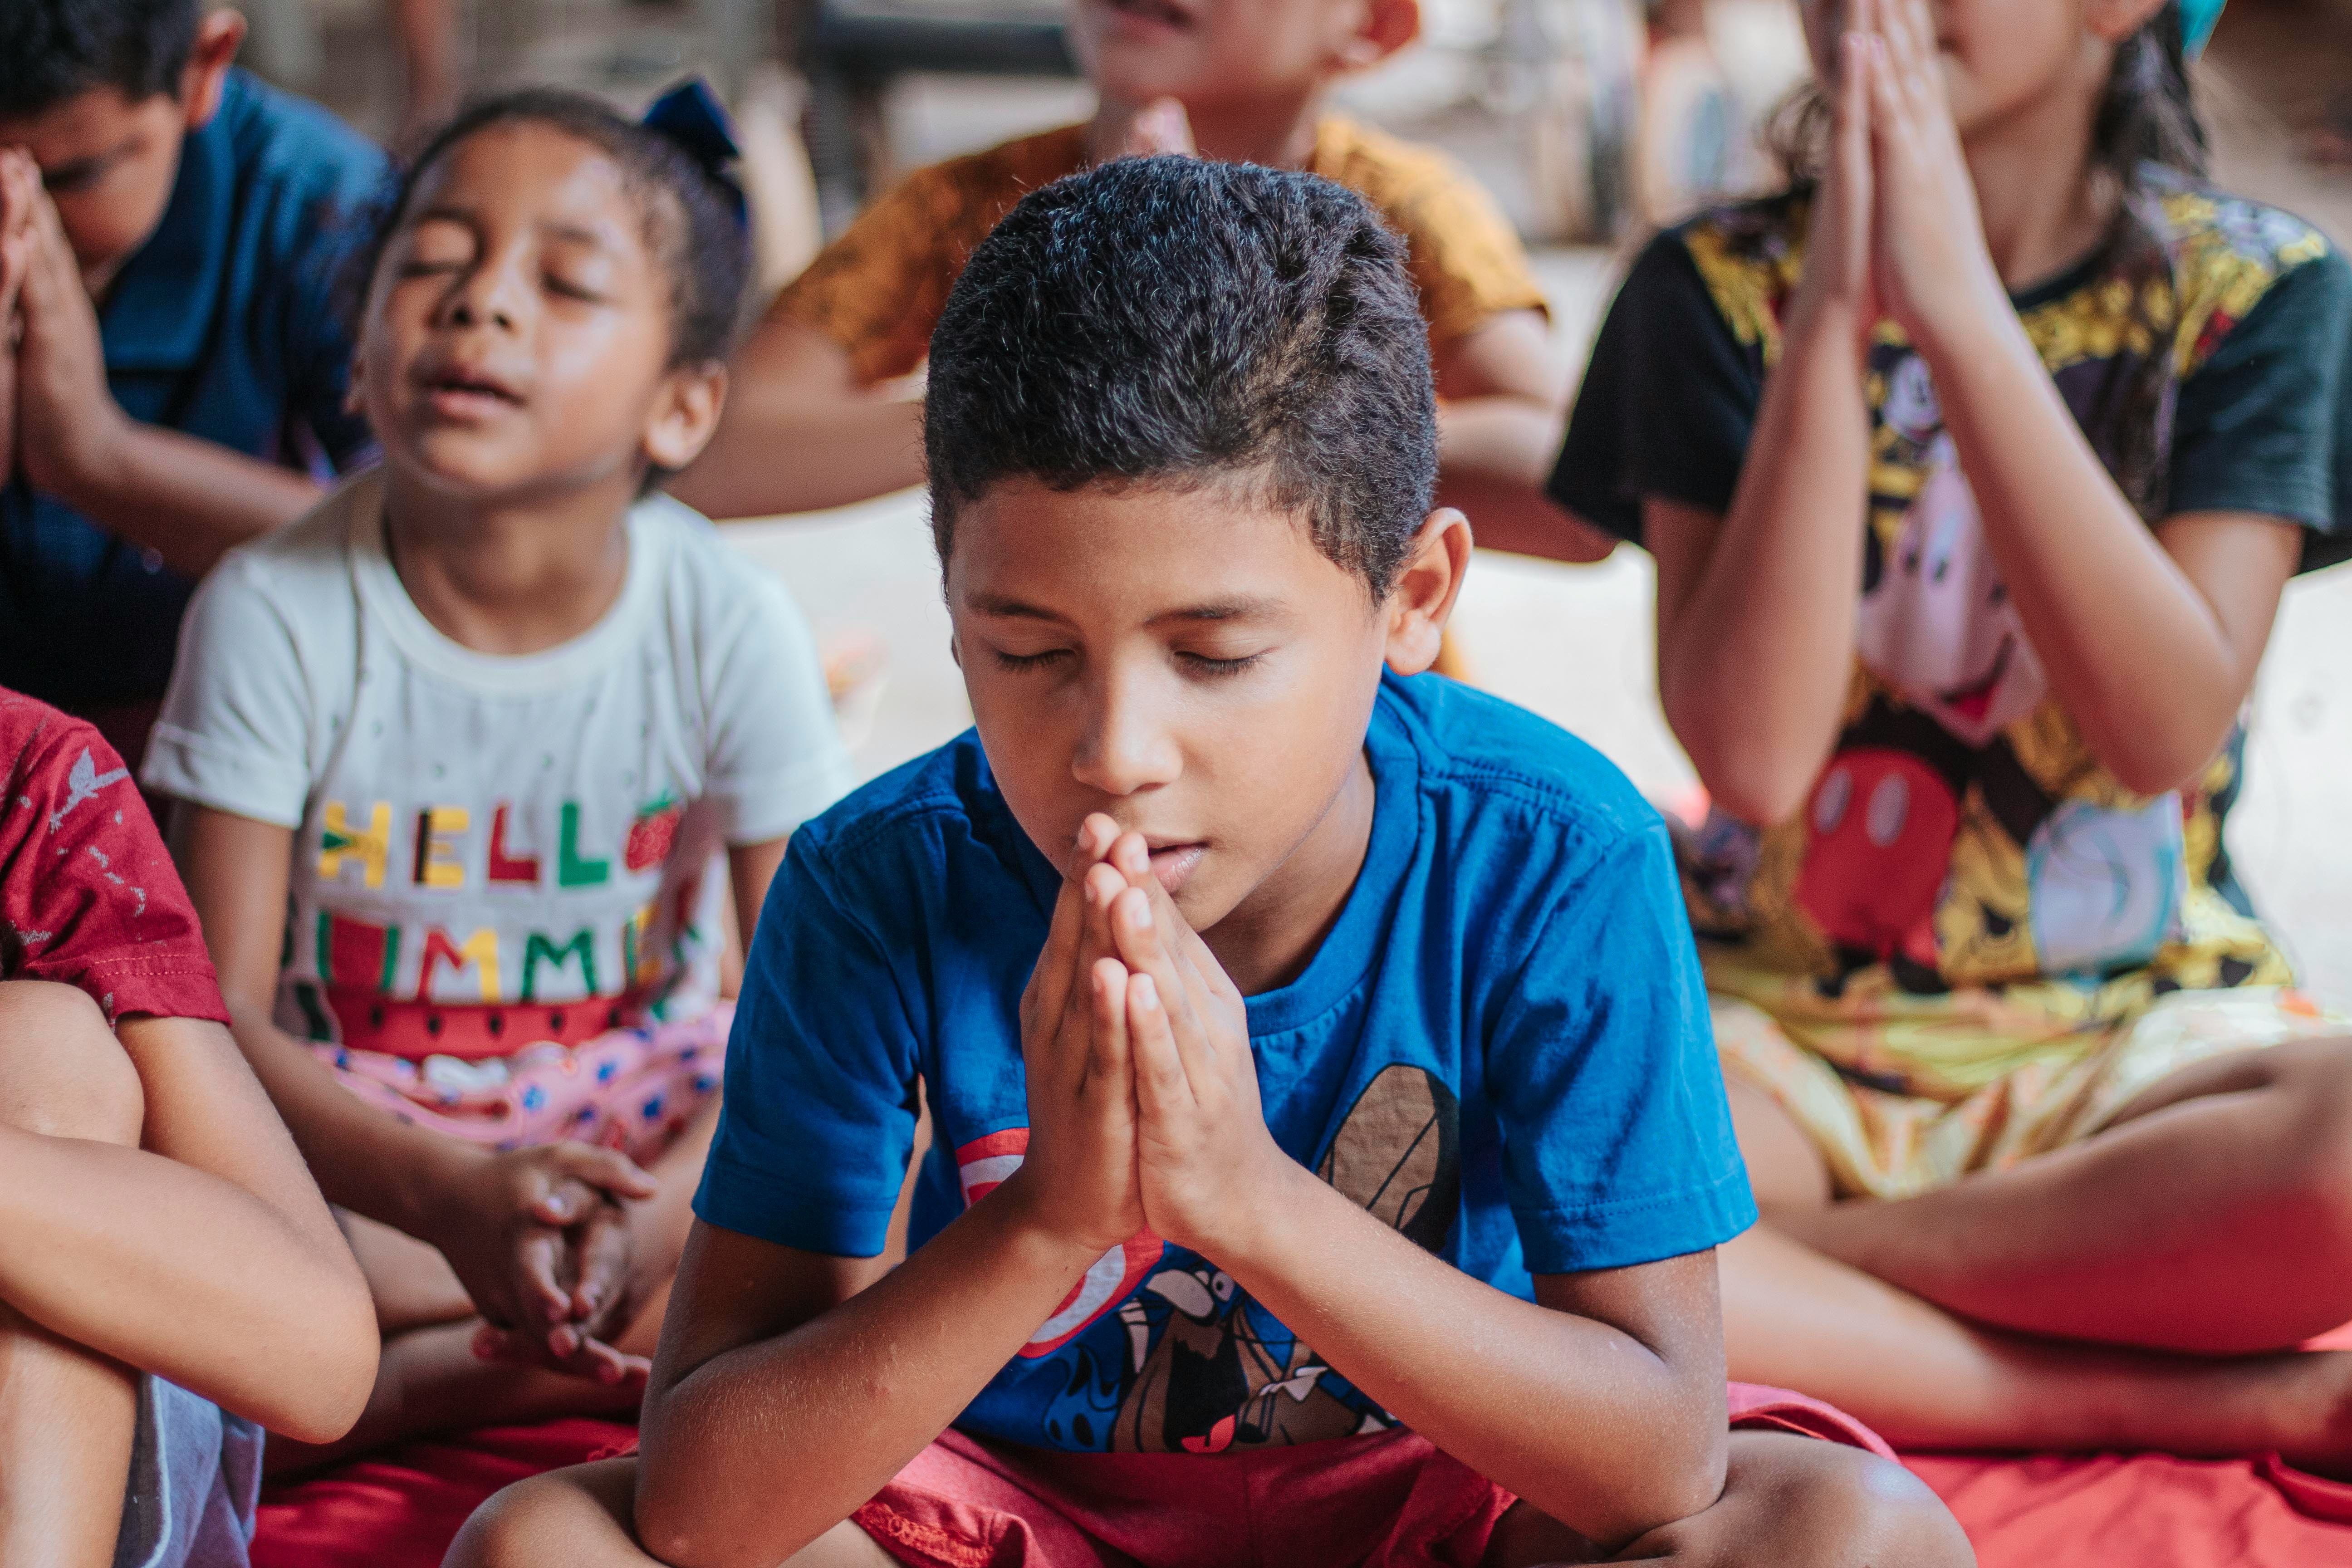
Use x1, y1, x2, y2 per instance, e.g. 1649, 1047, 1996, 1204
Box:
1641, 1437, 1973, 1568
0, 981, 142, 1145
447, 1461, 647, 1568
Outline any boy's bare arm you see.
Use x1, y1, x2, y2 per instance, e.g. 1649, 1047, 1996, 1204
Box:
637, 826, 1147, 1568
0, 1002, 377, 1441
669, 320, 924, 519
635, 1202, 1106, 1568
1218, 1176, 1728, 1546
1090, 826, 1727, 1548
12, 182, 319, 578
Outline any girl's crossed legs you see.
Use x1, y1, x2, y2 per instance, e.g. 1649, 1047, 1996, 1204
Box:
1722, 1028, 2352, 1468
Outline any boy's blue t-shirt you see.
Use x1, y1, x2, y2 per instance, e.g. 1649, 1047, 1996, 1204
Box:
699, 674, 1754, 1454
0, 69, 386, 714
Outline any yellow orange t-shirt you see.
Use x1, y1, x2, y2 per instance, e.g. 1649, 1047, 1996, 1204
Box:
774, 118, 1548, 385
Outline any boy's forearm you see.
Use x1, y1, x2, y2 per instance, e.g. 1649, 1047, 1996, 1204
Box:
1216, 1162, 1726, 1547
636, 1180, 1100, 1568
1434, 397, 1616, 564
670, 391, 924, 519
45, 417, 321, 578
0, 1124, 375, 1441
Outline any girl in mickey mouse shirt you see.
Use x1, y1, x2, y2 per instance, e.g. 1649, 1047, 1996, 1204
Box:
1550, 0, 2352, 1466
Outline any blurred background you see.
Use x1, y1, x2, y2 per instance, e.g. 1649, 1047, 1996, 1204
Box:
231, 0, 2352, 1006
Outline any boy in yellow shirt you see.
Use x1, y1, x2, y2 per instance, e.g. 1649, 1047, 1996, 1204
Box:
676, 0, 1607, 559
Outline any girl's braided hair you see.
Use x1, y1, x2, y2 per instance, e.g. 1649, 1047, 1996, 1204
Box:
1767, 3, 2208, 516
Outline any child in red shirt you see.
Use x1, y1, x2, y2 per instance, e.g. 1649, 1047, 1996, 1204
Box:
0, 685, 373, 1567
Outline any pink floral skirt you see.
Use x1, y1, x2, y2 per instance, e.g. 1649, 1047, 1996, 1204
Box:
312, 1002, 731, 1160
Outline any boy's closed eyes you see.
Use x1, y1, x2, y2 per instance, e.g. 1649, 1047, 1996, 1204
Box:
951, 476, 1459, 967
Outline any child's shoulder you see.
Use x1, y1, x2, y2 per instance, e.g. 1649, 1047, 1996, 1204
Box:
1377, 674, 1663, 854
212, 68, 388, 214
0, 687, 117, 792
630, 492, 816, 638
207, 473, 371, 602
2155, 183, 2347, 361
894, 123, 1091, 224
1638, 191, 1814, 354
792, 730, 998, 876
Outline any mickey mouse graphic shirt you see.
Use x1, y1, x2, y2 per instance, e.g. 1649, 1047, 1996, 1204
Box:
142, 471, 853, 1058
698, 674, 1751, 1454
1553, 179, 2352, 1094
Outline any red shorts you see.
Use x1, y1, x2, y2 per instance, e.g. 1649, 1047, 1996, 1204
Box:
847, 1384, 1891, 1568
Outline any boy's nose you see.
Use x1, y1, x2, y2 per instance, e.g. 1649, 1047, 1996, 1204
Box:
1069, 678, 1182, 798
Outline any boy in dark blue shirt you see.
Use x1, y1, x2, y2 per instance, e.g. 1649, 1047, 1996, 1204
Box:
0, 2, 384, 760
452, 158, 1969, 1568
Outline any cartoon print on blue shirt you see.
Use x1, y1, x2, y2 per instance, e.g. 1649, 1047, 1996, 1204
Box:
1003, 1063, 1462, 1453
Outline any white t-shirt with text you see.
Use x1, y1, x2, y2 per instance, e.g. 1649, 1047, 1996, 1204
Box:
145, 472, 853, 1057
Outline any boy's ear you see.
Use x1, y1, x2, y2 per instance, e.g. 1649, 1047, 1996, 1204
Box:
1339, 0, 1421, 72
643, 363, 729, 473
1382, 507, 1470, 678
179, 10, 247, 133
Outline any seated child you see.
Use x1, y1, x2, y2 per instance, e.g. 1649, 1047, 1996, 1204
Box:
144, 86, 853, 1468
672, 0, 1608, 561
0, 1, 387, 763
448, 157, 1969, 1568
0, 684, 375, 1568
1547, 0, 2352, 1463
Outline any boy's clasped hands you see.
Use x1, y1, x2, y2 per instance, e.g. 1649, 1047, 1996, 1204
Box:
0, 147, 142, 501
1011, 813, 1292, 1264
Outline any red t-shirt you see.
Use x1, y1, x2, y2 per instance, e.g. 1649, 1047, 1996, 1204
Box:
0, 689, 229, 1023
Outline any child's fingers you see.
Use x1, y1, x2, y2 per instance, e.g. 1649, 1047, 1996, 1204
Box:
1022, 870, 1087, 1044
545, 1142, 660, 1203
1882, 0, 1936, 117
1067, 862, 1128, 1026
1126, 972, 1195, 1121
528, 1175, 607, 1227
567, 1202, 634, 1328
564, 1337, 651, 1387
1108, 884, 1217, 1090
511, 1227, 574, 1326
1106, 831, 1232, 1007
1034, 820, 1120, 1034
1085, 954, 1132, 1101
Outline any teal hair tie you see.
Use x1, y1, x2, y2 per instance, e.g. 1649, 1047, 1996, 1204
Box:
2179, 0, 2225, 54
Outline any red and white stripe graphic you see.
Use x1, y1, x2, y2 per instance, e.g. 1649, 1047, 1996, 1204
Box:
956, 1129, 1164, 1358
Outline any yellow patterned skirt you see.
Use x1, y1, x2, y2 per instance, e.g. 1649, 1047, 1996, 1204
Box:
1711, 969, 2348, 1200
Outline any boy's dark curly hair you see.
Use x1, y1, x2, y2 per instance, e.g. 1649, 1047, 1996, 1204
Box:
925, 155, 1440, 594
0, 0, 198, 119
353, 88, 750, 370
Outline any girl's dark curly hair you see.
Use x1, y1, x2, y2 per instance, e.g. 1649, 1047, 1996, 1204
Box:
1766, 4, 2207, 516
348, 87, 751, 369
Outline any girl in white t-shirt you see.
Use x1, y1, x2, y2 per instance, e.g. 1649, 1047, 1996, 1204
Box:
147, 85, 853, 1466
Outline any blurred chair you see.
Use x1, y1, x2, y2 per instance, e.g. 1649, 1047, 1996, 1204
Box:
790, 0, 1073, 232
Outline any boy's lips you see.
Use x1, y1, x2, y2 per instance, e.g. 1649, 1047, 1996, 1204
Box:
1146, 842, 1206, 896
